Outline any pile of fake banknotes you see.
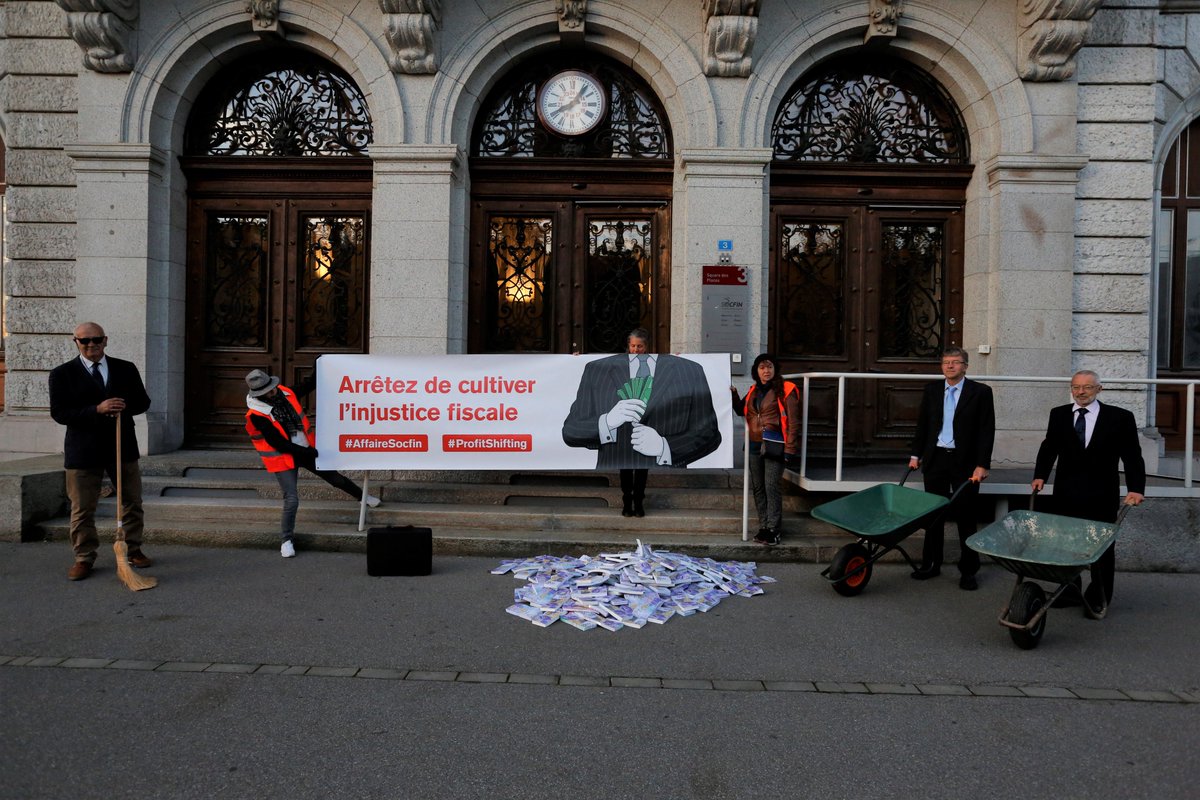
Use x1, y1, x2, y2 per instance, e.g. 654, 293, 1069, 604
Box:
491, 540, 775, 631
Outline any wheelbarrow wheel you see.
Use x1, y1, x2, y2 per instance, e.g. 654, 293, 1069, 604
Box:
1008, 582, 1047, 650
830, 543, 872, 597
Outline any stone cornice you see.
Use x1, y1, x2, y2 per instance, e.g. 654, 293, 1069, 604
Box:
65, 142, 166, 179
984, 153, 1089, 188
54, 0, 138, 74
1018, 0, 1102, 82
680, 147, 773, 177
371, 144, 462, 177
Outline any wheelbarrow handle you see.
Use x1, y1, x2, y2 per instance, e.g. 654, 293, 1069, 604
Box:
899, 465, 915, 486
948, 475, 982, 503
1115, 501, 1137, 528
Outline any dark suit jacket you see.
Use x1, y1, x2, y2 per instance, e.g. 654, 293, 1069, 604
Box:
909, 377, 995, 477
561, 354, 721, 468
1033, 401, 1146, 523
49, 355, 152, 469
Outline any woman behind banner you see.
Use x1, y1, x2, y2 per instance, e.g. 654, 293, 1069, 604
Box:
244, 369, 380, 558
731, 354, 802, 546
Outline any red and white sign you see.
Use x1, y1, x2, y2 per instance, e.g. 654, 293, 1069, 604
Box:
315, 354, 733, 470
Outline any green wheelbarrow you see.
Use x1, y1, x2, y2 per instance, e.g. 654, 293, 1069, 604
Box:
966, 498, 1133, 650
811, 469, 977, 597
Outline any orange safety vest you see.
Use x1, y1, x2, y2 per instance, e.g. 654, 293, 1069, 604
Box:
743, 381, 799, 444
245, 386, 313, 472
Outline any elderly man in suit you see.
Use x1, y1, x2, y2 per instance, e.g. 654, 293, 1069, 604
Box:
908, 346, 995, 590
49, 322, 153, 581
561, 328, 722, 493
1031, 371, 1145, 612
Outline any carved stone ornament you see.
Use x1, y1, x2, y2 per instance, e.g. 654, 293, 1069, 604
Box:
865, 0, 903, 43
54, 0, 139, 73
379, 0, 442, 74
556, 0, 586, 39
1018, 0, 1103, 81
702, 0, 760, 78
247, 0, 283, 36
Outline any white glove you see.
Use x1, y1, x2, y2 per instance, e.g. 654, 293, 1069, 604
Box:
630, 422, 664, 457
604, 398, 646, 430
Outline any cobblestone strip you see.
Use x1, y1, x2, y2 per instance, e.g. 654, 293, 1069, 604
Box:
2, 656, 1196, 704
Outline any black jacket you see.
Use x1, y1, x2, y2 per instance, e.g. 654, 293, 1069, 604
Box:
49, 355, 151, 469
909, 377, 995, 477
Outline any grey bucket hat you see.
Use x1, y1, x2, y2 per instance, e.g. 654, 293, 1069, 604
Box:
245, 368, 281, 397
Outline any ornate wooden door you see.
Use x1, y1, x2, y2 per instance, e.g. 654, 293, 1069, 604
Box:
184, 185, 370, 445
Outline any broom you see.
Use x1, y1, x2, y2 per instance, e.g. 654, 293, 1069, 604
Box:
113, 413, 157, 591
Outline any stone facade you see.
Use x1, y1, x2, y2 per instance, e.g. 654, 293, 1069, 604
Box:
0, 0, 1196, 465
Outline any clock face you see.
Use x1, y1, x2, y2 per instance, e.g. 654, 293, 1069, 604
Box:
536, 70, 607, 136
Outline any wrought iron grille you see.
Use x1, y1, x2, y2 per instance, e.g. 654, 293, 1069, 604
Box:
301, 216, 366, 349
475, 61, 670, 159
773, 57, 968, 164
205, 215, 270, 347
585, 218, 653, 353
189, 53, 373, 156
778, 221, 846, 357
877, 223, 944, 358
487, 216, 554, 351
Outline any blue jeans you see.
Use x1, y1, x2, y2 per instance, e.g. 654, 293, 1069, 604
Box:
273, 466, 363, 541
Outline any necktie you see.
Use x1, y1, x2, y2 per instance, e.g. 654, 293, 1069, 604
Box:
90, 362, 105, 389
1075, 407, 1087, 446
938, 385, 957, 447
635, 354, 651, 378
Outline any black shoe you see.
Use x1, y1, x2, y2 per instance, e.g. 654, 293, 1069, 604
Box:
959, 574, 978, 591
764, 531, 781, 546
632, 499, 645, 518
910, 565, 941, 580
621, 496, 633, 517
752, 527, 770, 544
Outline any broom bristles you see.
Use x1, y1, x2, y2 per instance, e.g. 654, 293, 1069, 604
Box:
114, 540, 157, 592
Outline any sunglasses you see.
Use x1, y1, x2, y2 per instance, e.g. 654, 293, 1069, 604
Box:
74, 337, 106, 345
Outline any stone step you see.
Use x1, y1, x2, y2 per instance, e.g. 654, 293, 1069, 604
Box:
138, 475, 812, 512
35, 514, 906, 566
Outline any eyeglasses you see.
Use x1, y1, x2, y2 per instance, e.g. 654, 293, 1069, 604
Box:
74, 337, 106, 345
1071, 384, 1099, 392
941, 360, 965, 366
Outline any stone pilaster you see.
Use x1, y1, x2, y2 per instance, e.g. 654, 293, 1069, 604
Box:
674, 148, 772, 357
369, 145, 464, 355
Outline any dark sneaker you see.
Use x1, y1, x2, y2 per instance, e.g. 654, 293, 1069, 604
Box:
763, 530, 781, 547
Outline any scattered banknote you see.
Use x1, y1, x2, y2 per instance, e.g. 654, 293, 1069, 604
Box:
493, 540, 774, 630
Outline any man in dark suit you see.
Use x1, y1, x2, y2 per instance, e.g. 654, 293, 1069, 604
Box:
561, 334, 722, 477
908, 346, 995, 590
49, 322, 152, 581
1031, 370, 1145, 612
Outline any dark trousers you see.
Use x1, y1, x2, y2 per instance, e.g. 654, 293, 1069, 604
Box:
66, 462, 144, 562
619, 468, 647, 501
920, 449, 981, 576
274, 464, 363, 541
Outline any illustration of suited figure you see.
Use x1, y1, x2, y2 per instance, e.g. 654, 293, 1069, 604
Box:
562, 330, 722, 472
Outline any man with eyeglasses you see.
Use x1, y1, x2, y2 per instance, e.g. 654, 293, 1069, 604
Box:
1031, 371, 1145, 614
908, 346, 995, 590
48, 322, 153, 581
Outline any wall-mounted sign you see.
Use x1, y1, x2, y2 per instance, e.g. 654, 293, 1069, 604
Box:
701, 265, 749, 375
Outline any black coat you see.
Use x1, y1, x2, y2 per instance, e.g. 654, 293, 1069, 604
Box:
561, 354, 721, 468
909, 377, 995, 476
1033, 401, 1146, 523
49, 356, 151, 469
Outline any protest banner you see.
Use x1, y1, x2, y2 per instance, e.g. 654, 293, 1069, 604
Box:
315, 354, 733, 471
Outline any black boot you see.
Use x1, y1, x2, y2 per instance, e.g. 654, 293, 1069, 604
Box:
621, 494, 634, 517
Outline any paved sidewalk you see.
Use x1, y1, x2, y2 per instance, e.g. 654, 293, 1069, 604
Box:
3, 541, 1198, 798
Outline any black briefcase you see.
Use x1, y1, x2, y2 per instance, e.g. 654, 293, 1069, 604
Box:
367, 525, 432, 576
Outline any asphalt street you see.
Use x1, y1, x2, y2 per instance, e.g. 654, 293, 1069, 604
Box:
2, 540, 1197, 799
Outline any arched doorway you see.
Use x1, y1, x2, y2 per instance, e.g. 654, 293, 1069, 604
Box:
468, 54, 673, 354
1155, 116, 1200, 450
180, 49, 373, 446
769, 53, 972, 455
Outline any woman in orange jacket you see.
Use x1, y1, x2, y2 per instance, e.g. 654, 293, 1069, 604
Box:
731, 354, 802, 545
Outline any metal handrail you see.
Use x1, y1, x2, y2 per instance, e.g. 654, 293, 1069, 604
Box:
779, 372, 1200, 488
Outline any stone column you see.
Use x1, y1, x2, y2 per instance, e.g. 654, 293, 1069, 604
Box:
981, 153, 1088, 463
673, 148, 772, 355
63, 143, 174, 453
369, 145, 464, 354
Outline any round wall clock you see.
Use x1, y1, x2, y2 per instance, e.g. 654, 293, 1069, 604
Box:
536, 70, 608, 136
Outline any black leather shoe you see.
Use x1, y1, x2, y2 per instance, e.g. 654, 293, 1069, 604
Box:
621, 496, 633, 517
632, 499, 645, 518
910, 565, 941, 580
959, 574, 978, 591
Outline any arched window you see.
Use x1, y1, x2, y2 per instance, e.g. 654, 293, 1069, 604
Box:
473, 57, 670, 160
773, 54, 968, 164
186, 50, 373, 157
